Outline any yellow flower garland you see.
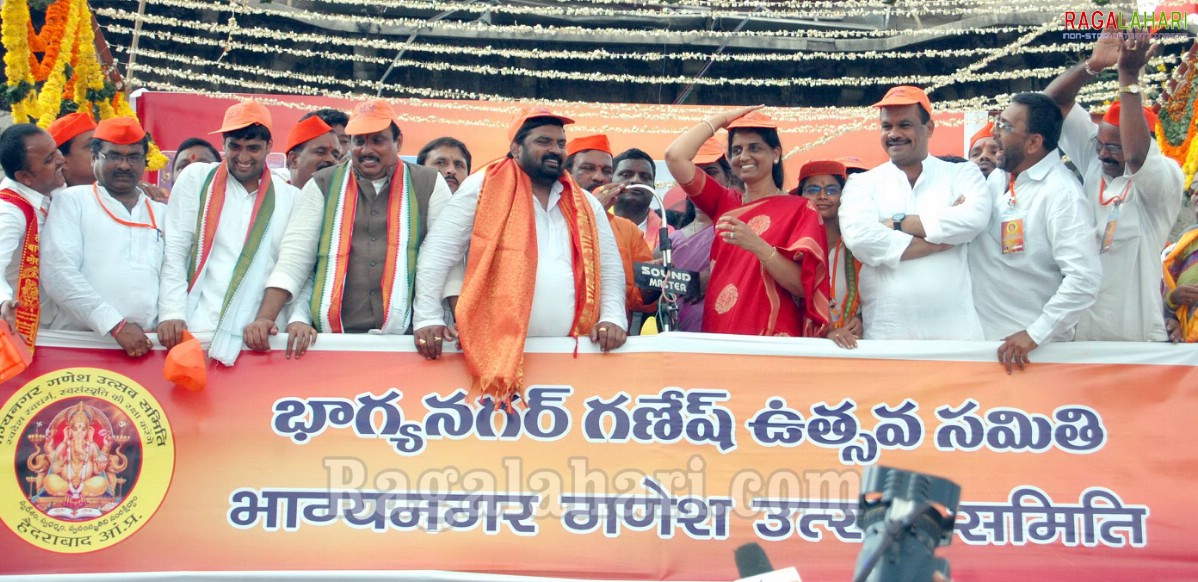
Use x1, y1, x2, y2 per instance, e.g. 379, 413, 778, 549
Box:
2, 0, 38, 122
35, 0, 82, 128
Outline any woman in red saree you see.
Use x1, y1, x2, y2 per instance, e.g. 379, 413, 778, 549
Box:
664, 106, 830, 337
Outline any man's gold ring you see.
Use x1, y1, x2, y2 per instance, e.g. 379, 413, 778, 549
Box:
599, 327, 609, 333
418, 338, 427, 345
434, 337, 443, 343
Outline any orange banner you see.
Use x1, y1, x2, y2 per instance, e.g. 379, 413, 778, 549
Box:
1, 334, 1195, 580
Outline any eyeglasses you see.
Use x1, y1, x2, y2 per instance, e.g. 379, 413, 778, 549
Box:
802, 185, 842, 197
1091, 137, 1123, 155
99, 151, 147, 166
993, 118, 1017, 134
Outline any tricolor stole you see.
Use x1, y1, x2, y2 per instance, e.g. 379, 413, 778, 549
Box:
186, 164, 276, 319
0, 189, 39, 352
310, 163, 420, 333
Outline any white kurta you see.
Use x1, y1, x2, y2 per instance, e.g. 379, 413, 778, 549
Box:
1057, 104, 1184, 341
159, 162, 300, 333
840, 156, 992, 340
413, 170, 627, 335
968, 151, 1102, 344
0, 177, 49, 304
41, 185, 167, 333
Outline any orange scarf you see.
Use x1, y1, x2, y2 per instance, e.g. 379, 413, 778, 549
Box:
0, 189, 39, 352
456, 158, 602, 406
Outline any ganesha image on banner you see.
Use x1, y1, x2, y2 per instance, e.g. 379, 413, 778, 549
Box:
21, 399, 138, 519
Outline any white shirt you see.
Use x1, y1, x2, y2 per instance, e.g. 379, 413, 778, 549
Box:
1057, 104, 1184, 341
968, 151, 1102, 344
840, 156, 992, 340
41, 184, 167, 333
0, 177, 49, 304
159, 162, 300, 332
413, 170, 627, 335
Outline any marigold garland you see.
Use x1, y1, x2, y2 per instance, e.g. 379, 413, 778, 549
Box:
35, 0, 82, 128
3, 0, 166, 170
1158, 44, 1198, 190
3, 0, 39, 122
32, 0, 70, 82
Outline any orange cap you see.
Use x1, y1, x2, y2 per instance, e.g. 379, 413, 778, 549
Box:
284, 116, 334, 153
694, 136, 728, 165
836, 156, 869, 172
164, 330, 207, 391
93, 116, 147, 145
345, 99, 400, 136
1102, 100, 1159, 131
0, 320, 32, 385
566, 134, 612, 157
969, 122, 996, 150
47, 112, 96, 147
873, 85, 932, 116
797, 160, 847, 189
211, 100, 272, 135
507, 106, 574, 142
727, 111, 778, 130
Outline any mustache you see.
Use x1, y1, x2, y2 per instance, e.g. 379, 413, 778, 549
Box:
541, 153, 563, 165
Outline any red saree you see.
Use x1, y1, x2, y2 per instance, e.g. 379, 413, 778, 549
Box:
681, 169, 829, 337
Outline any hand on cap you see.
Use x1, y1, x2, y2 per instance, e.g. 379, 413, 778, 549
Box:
709, 104, 765, 130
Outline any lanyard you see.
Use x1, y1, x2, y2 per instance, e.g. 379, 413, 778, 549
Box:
1007, 173, 1017, 207
829, 241, 842, 310
93, 184, 159, 233
1097, 177, 1131, 207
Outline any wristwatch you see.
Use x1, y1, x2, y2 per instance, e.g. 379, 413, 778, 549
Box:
1119, 84, 1141, 95
891, 213, 906, 231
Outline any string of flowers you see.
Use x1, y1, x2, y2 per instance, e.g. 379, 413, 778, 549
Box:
32, 0, 71, 82
3, 0, 40, 122
1157, 43, 1198, 190
2, 0, 165, 169
34, 0, 83, 128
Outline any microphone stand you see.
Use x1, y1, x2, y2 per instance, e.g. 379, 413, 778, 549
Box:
626, 185, 679, 332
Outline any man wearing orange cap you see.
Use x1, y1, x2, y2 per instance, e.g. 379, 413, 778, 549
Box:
412, 106, 627, 403
282, 116, 341, 188
567, 134, 657, 328
41, 117, 165, 357
417, 137, 472, 194
967, 122, 1001, 179
840, 85, 991, 340
1045, 29, 1183, 341
253, 98, 449, 354
157, 100, 305, 365
48, 112, 97, 187
0, 124, 64, 351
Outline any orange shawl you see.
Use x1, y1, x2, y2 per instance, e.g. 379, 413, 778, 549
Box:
456, 158, 603, 406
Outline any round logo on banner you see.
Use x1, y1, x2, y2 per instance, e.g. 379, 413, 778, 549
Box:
0, 367, 174, 553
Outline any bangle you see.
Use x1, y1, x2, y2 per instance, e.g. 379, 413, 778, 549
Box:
760, 248, 778, 263
111, 319, 127, 336
702, 119, 717, 136
1083, 60, 1100, 76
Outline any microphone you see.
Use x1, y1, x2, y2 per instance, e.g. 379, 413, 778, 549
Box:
734, 543, 802, 582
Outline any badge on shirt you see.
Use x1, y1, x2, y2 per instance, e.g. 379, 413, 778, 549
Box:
1000, 218, 1024, 254
1100, 202, 1120, 254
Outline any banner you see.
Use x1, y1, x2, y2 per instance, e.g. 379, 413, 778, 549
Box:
2, 332, 1196, 580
